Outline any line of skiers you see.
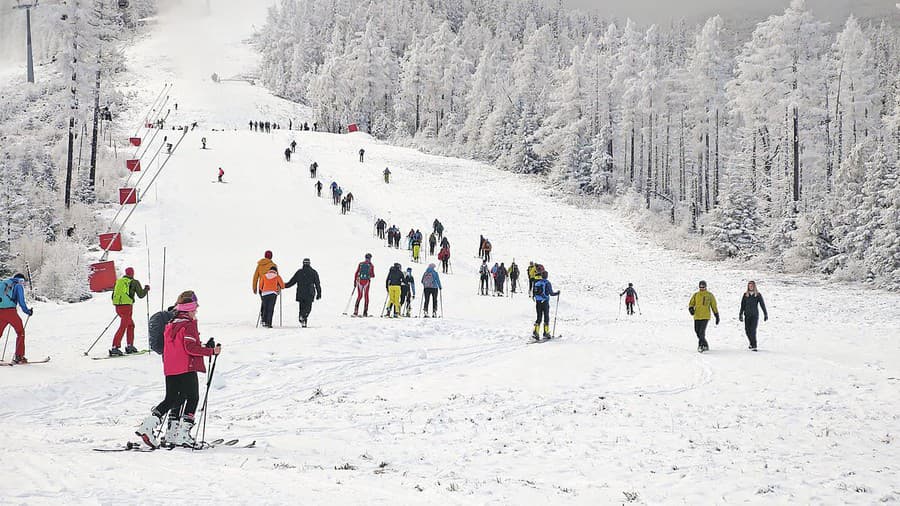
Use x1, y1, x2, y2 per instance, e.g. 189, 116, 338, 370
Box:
252, 251, 322, 328
477, 235, 493, 262
353, 253, 443, 318
329, 181, 354, 214
249, 120, 282, 133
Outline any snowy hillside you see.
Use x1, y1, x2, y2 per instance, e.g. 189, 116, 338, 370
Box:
1, 1, 899, 504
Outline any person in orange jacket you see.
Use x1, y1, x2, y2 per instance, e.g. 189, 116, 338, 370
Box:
253, 251, 277, 324
259, 265, 285, 328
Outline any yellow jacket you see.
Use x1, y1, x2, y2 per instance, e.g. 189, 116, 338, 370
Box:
253, 258, 276, 293
527, 265, 537, 280
688, 290, 718, 320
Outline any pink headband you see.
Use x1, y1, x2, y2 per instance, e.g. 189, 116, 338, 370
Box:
176, 301, 198, 312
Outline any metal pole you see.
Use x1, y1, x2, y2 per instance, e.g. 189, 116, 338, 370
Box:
25, 7, 34, 83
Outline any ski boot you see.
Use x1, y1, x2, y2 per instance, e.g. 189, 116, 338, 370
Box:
532, 325, 540, 341
168, 416, 196, 448
543, 325, 552, 340
12, 355, 28, 364
136, 412, 161, 448
109, 347, 124, 357
432, 311, 437, 318
125, 345, 139, 354
160, 415, 180, 446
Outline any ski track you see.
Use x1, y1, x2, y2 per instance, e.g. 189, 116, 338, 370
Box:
1, 1, 899, 504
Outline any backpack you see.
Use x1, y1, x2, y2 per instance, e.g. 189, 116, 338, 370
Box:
0, 279, 17, 309
358, 262, 372, 281
112, 277, 134, 305
480, 265, 489, 276
422, 270, 435, 288
532, 280, 546, 299
148, 310, 176, 355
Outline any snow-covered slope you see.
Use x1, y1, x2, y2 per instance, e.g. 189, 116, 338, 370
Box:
0, 1, 898, 504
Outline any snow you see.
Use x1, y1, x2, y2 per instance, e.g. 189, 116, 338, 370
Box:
1, 1, 899, 504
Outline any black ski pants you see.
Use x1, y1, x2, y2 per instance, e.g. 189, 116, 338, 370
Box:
510, 277, 518, 293
261, 294, 277, 326
480, 275, 490, 295
298, 298, 313, 322
400, 285, 411, 313
423, 288, 438, 313
441, 259, 449, 273
744, 315, 759, 348
154, 372, 199, 420
694, 319, 710, 348
535, 300, 550, 326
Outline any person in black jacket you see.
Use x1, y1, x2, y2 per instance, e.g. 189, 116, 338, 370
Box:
385, 263, 404, 317
738, 280, 768, 351
284, 258, 322, 327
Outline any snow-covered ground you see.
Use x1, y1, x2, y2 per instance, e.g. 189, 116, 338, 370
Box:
1, 1, 899, 504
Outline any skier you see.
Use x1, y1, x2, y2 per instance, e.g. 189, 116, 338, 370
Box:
110, 267, 150, 356
509, 261, 520, 293
309, 162, 318, 178
440, 235, 450, 250
359, 148, 365, 163
482, 239, 492, 262
284, 147, 292, 162
217, 167, 224, 183
428, 232, 437, 256
495, 262, 508, 296
478, 235, 485, 259
284, 258, 322, 328
258, 266, 284, 328
532, 271, 560, 340
478, 260, 490, 296
353, 253, 375, 317
336, 186, 343, 207
345, 192, 354, 212
412, 231, 422, 262
375, 218, 387, 240
252, 250, 277, 323
341, 196, 348, 215
407, 229, 415, 251
421, 263, 442, 317
383, 167, 391, 183
315, 180, 323, 197
438, 245, 450, 274
201, 137, 207, 149
0, 273, 33, 364
688, 280, 719, 353
432, 219, 444, 240
400, 267, 416, 317
738, 280, 768, 351
385, 263, 404, 318
290, 140, 297, 153
620, 283, 638, 315
249, 121, 253, 131
136, 290, 221, 448
527, 262, 537, 296
390, 225, 401, 249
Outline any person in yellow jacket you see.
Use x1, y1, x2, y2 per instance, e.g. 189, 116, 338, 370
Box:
253, 250, 277, 325
527, 262, 537, 296
688, 280, 719, 353
110, 267, 150, 356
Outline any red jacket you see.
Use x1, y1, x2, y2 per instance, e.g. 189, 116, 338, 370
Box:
438, 248, 449, 261
163, 316, 215, 376
354, 261, 374, 283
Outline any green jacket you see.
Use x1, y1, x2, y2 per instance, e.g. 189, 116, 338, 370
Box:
112, 276, 148, 305
688, 290, 718, 320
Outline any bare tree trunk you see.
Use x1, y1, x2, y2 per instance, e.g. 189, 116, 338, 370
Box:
792, 106, 800, 204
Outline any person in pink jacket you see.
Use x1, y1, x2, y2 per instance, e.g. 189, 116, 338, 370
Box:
136, 290, 221, 448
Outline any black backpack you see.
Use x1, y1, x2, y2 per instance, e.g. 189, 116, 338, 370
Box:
148, 309, 176, 355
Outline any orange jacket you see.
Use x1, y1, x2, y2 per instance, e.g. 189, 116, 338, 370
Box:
259, 270, 285, 294
253, 258, 276, 293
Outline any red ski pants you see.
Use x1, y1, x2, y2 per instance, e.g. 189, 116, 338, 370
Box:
112, 304, 135, 348
0, 308, 25, 357
354, 281, 370, 314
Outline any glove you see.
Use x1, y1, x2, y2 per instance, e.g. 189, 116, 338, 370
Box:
715, 313, 720, 325
144, 285, 151, 292
26, 308, 34, 316
316, 294, 321, 300
764, 315, 768, 322
205, 338, 217, 348
739, 315, 743, 322
688, 307, 695, 316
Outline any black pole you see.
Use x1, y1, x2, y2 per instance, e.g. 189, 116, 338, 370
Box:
83, 315, 119, 356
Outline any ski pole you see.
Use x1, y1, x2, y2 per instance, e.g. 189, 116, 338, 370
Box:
194, 351, 218, 450
278, 292, 283, 327
342, 285, 357, 315
380, 291, 389, 317
439, 289, 443, 318
146, 241, 152, 331
637, 300, 642, 316
83, 315, 119, 356
1, 327, 10, 362
617, 295, 622, 320
551, 294, 560, 337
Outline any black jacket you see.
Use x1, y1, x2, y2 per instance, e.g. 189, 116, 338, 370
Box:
739, 292, 768, 319
386, 266, 403, 288
285, 266, 321, 301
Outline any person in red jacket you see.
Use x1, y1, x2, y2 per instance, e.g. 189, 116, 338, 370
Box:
136, 290, 220, 448
353, 253, 374, 317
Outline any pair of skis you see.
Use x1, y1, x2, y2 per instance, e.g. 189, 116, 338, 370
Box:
91, 350, 151, 360
93, 438, 256, 452
0, 356, 51, 366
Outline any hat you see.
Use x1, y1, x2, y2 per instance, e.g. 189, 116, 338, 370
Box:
628, 283, 633, 287
428, 263, 436, 269
541, 271, 549, 279
12, 273, 25, 283
264, 250, 273, 259
269, 265, 278, 272
394, 262, 401, 268
365, 253, 372, 259
699, 280, 707, 287
175, 290, 198, 312
125, 267, 135, 277
406, 267, 412, 272
303, 258, 311, 265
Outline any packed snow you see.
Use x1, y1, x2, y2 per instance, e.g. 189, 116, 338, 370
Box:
1, 1, 899, 504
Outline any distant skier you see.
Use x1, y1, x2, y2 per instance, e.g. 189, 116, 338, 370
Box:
309, 162, 318, 178
201, 137, 207, 149
252, 250, 277, 323
290, 140, 297, 153
432, 219, 444, 240
620, 283, 638, 315
412, 231, 422, 262
479, 260, 490, 296
400, 267, 416, 317
428, 232, 437, 256
495, 262, 508, 296
359, 148, 365, 162
385, 263, 404, 318
421, 263, 442, 317
315, 180, 323, 197
217, 167, 224, 183
110, 267, 150, 356
259, 266, 284, 328
527, 262, 537, 296
0, 273, 33, 364
532, 271, 560, 340
738, 280, 768, 351
284, 147, 292, 162
509, 261, 520, 293
375, 218, 387, 240
345, 192, 354, 212
438, 245, 450, 274
383, 167, 391, 183
688, 280, 719, 353
353, 253, 374, 317
249, 121, 253, 131
478, 235, 485, 259
407, 229, 415, 251
284, 258, 321, 328
135, 290, 221, 449
440, 235, 450, 250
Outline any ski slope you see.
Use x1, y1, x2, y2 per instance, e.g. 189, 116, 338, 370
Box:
1, 1, 900, 504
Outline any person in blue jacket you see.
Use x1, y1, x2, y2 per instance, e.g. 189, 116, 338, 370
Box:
420, 263, 442, 317
0, 274, 34, 363
532, 270, 559, 340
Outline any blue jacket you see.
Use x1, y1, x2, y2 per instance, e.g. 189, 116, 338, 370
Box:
533, 279, 558, 303
0, 278, 31, 313
421, 267, 442, 289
